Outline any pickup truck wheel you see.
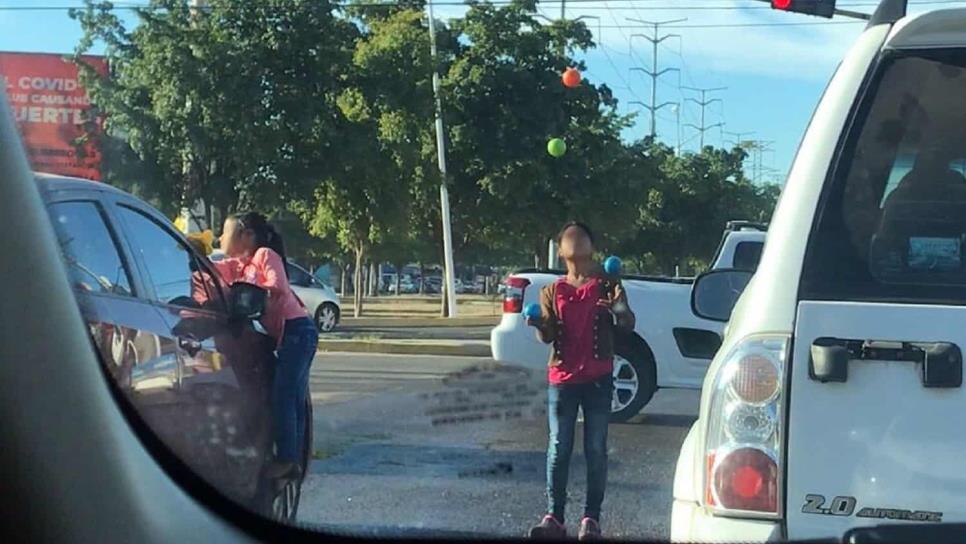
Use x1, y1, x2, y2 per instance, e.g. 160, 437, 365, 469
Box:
610, 341, 657, 423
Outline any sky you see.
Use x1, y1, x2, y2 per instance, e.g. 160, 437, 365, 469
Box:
0, 0, 960, 184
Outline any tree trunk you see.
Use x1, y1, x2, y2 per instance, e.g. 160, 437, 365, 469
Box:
418, 262, 425, 295
369, 262, 379, 297
393, 261, 403, 296
339, 264, 350, 296
353, 247, 365, 317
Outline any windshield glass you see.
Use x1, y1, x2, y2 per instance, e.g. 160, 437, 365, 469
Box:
7, 0, 923, 540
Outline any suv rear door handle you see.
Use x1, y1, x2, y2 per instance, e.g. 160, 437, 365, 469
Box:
810, 337, 962, 388
177, 336, 202, 357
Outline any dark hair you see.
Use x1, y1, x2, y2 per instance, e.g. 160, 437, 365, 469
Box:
556, 221, 595, 245
233, 212, 288, 278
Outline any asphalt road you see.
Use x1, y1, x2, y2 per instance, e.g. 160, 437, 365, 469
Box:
298, 352, 700, 540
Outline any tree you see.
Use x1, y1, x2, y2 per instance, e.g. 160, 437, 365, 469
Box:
426, 0, 644, 268
293, 3, 440, 315
70, 0, 357, 218
621, 143, 780, 275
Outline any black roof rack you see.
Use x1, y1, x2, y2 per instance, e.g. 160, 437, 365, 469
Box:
869, 0, 907, 26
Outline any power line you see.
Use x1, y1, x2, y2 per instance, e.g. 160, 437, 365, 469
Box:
724, 130, 755, 147
615, 20, 863, 28
14, 2, 878, 27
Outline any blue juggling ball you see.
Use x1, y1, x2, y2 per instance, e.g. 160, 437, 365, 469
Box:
603, 255, 622, 275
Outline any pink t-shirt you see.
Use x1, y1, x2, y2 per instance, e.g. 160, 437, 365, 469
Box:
548, 277, 613, 385
213, 247, 309, 347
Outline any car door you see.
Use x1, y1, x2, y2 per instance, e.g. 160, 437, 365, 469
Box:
43, 195, 165, 392
109, 198, 276, 505
788, 50, 966, 539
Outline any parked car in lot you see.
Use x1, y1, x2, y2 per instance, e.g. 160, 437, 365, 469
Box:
419, 276, 463, 294
37, 173, 310, 521
422, 276, 442, 294
672, 3, 966, 541
464, 279, 485, 294
388, 276, 418, 294
491, 221, 766, 422
285, 261, 341, 333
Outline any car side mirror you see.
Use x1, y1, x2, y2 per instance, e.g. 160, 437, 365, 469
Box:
229, 282, 267, 321
691, 269, 753, 322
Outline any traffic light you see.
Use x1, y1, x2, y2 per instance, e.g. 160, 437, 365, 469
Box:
771, 0, 836, 18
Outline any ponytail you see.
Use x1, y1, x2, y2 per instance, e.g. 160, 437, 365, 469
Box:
234, 211, 288, 279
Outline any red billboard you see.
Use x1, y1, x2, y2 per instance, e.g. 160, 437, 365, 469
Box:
0, 52, 107, 180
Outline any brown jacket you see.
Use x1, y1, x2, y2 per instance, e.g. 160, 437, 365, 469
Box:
533, 271, 636, 366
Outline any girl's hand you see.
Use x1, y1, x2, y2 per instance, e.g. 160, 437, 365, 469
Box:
596, 298, 614, 312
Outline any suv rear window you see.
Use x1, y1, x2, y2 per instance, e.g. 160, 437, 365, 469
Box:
733, 241, 763, 272
802, 50, 966, 304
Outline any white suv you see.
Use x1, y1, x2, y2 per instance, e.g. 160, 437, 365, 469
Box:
673, 2, 966, 541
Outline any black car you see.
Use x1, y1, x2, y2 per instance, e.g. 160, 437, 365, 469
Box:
37, 173, 311, 521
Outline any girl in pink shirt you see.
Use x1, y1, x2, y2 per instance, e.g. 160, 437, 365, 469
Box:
526, 221, 635, 541
217, 212, 317, 479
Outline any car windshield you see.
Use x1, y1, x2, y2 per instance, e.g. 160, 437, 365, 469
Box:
10, 0, 952, 541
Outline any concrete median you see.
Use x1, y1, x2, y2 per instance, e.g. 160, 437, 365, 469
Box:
340, 316, 499, 328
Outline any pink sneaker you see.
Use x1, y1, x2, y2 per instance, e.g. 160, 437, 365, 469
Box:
529, 514, 566, 539
578, 517, 602, 541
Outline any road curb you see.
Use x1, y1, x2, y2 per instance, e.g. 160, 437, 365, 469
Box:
318, 339, 491, 357
340, 316, 499, 328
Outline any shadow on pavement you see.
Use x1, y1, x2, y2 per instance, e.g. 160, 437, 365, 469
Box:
308, 443, 625, 482
628, 413, 697, 428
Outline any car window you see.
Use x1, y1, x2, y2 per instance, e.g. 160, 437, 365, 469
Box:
286, 263, 313, 287
802, 51, 966, 303
47, 201, 132, 297
116, 206, 224, 311
732, 241, 763, 272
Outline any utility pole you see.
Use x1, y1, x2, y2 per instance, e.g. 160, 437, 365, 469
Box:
682, 86, 726, 149
627, 18, 684, 139
746, 140, 775, 183
670, 102, 681, 155
724, 130, 755, 148
180, 0, 206, 235
426, 0, 457, 318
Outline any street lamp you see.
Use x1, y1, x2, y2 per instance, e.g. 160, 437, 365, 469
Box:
425, 0, 458, 317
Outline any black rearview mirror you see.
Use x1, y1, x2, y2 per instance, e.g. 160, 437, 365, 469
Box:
229, 282, 267, 321
691, 269, 753, 322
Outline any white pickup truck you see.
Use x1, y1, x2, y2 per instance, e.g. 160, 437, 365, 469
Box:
490, 221, 767, 422
673, 2, 966, 541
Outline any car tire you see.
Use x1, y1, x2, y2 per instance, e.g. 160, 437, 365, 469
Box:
314, 302, 339, 333
610, 335, 657, 423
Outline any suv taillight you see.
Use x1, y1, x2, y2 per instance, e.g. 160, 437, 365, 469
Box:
503, 276, 531, 313
705, 335, 788, 517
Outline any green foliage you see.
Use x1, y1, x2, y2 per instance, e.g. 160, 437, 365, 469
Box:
70, 0, 780, 281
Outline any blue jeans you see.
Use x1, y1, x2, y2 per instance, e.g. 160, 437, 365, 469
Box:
273, 317, 318, 463
546, 375, 613, 522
